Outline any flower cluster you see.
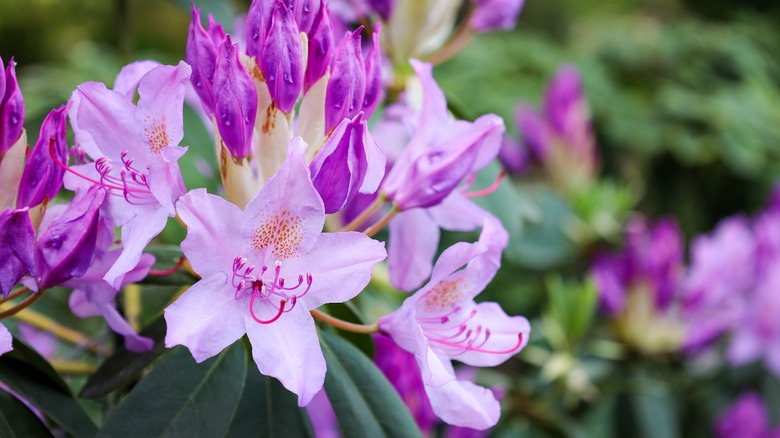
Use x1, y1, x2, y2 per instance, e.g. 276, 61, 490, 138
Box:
0, 0, 530, 430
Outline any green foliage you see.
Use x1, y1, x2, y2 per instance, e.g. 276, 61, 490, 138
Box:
0, 389, 52, 438
97, 344, 246, 437
319, 330, 422, 438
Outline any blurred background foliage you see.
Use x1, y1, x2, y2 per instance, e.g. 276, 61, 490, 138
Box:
3, 0, 780, 436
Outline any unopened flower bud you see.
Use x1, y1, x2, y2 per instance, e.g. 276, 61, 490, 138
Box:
17, 105, 69, 209
35, 186, 105, 288
260, 1, 304, 113
1, 58, 25, 155
325, 28, 366, 133
0, 208, 35, 297
214, 36, 258, 158
186, 6, 224, 115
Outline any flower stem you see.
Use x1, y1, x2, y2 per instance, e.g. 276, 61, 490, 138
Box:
363, 205, 400, 237
0, 291, 43, 319
3, 306, 102, 353
0, 286, 30, 303
311, 309, 378, 334
50, 359, 97, 375
341, 194, 387, 232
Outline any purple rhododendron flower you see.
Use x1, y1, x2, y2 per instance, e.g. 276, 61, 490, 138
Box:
378, 218, 529, 429
16, 104, 68, 209
682, 216, 755, 351
0, 208, 35, 297
166, 138, 386, 406
715, 392, 776, 438
64, 62, 191, 290
470, 0, 525, 32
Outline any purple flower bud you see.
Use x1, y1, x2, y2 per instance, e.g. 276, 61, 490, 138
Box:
309, 112, 386, 213
367, 0, 395, 21
17, 105, 68, 209
543, 65, 595, 159
293, 0, 321, 35
35, 186, 105, 288
0, 57, 5, 114
214, 36, 258, 159
304, 0, 334, 91
1, 58, 25, 155
0, 208, 35, 297
362, 24, 383, 118
515, 104, 550, 162
186, 5, 220, 114
260, 1, 305, 113
498, 135, 530, 175
206, 14, 226, 45
325, 28, 366, 133
470, 0, 525, 32
246, 0, 273, 59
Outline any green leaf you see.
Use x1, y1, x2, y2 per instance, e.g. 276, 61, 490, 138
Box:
97, 344, 246, 437
0, 339, 97, 438
511, 185, 577, 268
631, 373, 679, 438
80, 316, 167, 398
0, 389, 53, 438
226, 368, 314, 437
319, 330, 422, 438
171, 0, 236, 33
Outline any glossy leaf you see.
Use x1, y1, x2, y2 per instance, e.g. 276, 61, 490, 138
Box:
0, 339, 97, 438
0, 389, 53, 438
80, 316, 167, 398
319, 330, 422, 438
226, 368, 314, 437
96, 343, 246, 437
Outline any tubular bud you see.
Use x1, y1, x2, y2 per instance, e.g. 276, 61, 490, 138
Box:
17, 105, 69, 209
362, 24, 383, 118
324, 28, 366, 134
260, 1, 304, 113
35, 186, 105, 288
214, 36, 258, 159
186, 6, 222, 115
1, 58, 25, 155
303, 0, 334, 92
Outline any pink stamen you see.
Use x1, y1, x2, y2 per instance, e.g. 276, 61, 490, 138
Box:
431, 333, 523, 355
250, 288, 286, 324
232, 256, 313, 324
148, 256, 186, 276
462, 170, 506, 199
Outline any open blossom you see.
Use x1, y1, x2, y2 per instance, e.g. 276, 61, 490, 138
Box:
166, 138, 386, 406
377, 60, 504, 291
378, 218, 529, 429
64, 62, 191, 289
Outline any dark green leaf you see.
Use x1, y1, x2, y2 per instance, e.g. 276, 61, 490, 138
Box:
0, 341, 97, 438
631, 374, 679, 438
511, 186, 577, 268
80, 316, 167, 398
5, 338, 69, 393
0, 389, 53, 438
319, 331, 422, 438
226, 368, 314, 438
97, 344, 246, 437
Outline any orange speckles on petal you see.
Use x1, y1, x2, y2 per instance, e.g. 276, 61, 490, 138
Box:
144, 116, 171, 153
423, 278, 466, 312
252, 209, 303, 259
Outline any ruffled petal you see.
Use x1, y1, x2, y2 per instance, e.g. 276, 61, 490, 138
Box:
113, 60, 162, 99
135, 62, 192, 158
388, 208, 440, 292
164, 272, 247, 362
425, 376, 500, 430
242, 138, 324, 260
177, 188, 246, 279
244, 302, 325, 406
283, 231, 385, 309
104, 207, 169, 290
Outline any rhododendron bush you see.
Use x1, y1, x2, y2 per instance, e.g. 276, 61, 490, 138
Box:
1, 0, 780, 436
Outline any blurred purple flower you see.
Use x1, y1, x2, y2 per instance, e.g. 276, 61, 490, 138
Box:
470, 0, 525, 32
715, 392, 775, 438
305, 389, 341, 438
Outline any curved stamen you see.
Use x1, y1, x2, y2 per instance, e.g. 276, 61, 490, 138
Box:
462, 170, 506, 199
431, 332, 524, 356
249, 287, 286, 324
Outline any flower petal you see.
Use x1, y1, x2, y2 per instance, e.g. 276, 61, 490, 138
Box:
242, 138, 324, 261
164, 272, 247, 362
104, 206, 169, 290
97, 302, 154, 352
388, 208, 440, 292
284, 231, 386, 309
135, 62, 192, 157
450, 302, 530, 367
177, 188, 246, 279
113, 60, 162, 99
244, 303, 325, 406
425, 376, 500, 430
0, 323, 11, 356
